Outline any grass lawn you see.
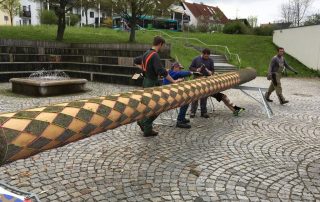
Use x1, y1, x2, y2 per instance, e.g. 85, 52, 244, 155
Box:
0, 25, 318, 77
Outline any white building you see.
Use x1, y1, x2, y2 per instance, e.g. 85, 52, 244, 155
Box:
9, 0, 41, 25
0, 0, 105, 26
183, 2, 228, 27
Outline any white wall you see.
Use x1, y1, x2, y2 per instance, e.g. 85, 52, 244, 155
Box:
183, 5, 198, 26
273, 25, 320, 71
80, 8, 100, 25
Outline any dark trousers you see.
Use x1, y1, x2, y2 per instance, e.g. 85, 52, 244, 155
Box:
177, 104, 189, 122
191, 96, 208, 114
138, 78, 160, 134
266, 73, 285, 102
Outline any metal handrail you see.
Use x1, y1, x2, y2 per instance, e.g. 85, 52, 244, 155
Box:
142, 29, 241, 68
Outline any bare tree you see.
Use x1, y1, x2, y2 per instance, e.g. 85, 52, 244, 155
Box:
281, 2, 293, 23
293, 0, 312, 26
0, 0, 20, 26
247, 16, 258, 28
281, 0, 312, 26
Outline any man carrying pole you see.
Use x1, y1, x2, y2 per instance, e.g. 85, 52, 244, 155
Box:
136, 36, 181, 137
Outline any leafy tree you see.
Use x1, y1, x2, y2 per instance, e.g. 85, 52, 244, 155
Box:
105, 0, 178, 42
0, 0, 20, 26
39, 0, 81, 40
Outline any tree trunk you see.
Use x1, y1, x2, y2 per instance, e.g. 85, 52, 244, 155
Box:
129, 2, 137, 42
10, 13, 13, 26
56, 8, 66, 41
85, 9, 88, 25
129, 20, 136, 42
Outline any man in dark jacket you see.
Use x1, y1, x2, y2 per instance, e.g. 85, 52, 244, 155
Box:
265, 47, 298, 104
189, 48, 214, 118
136, 36, 180, 137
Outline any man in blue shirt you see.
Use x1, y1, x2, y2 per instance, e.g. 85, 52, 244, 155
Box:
189, 48, 214, 118
163, 62, 194, 128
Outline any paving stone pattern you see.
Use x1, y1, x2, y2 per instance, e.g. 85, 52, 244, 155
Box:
0, 77, 319, 201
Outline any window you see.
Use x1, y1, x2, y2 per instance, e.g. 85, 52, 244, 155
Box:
23, 6, 26, 11
90, 12, 94, 18
4, 16, 8, 21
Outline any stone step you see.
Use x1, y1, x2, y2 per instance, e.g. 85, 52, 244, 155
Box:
0, 45, 171, 58
0, 62, 142, 76
0, 54, 170, 66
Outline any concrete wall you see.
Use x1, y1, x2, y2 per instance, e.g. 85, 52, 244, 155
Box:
273, 25, 320, 71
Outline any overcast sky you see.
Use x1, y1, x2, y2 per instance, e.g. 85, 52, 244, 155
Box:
188, 0, 320, 25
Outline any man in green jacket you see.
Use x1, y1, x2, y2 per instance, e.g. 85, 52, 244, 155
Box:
136, 36, 180, 137
265, 47, 298, 104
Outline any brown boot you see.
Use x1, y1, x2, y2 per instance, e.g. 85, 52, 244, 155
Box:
143, 130, 158, 137
280, 100, 289, 105
279, 96, 288, 105
265, 92, 273, 102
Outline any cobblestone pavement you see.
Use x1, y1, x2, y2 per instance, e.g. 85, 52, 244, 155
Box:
0, 77, 319, 201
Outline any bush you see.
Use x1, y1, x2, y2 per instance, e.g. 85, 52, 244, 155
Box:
223, 21, 251, 34
197, 23, 209, 33
39, 10, 57, 25
183, 24, 197, 32
253, 26, 274, 36
69, 14, 80, 26
102, 17, 113, 28
211, 24, 223, 33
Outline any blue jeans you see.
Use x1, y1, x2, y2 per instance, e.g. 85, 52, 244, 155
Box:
177, 104, 189, 122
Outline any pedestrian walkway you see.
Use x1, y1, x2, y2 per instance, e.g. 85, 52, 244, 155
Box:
0, 77, 319, 201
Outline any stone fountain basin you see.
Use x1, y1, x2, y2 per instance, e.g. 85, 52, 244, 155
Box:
10, 78, 87, 96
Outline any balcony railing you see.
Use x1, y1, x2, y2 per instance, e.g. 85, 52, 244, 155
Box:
20, 10, 31, 18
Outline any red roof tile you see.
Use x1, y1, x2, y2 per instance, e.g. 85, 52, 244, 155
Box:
184, 2, 228, 24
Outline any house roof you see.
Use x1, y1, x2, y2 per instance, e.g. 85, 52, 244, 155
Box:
184, 2, 228, 24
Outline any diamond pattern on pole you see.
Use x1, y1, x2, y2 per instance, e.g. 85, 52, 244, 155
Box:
0, 69, 256, 165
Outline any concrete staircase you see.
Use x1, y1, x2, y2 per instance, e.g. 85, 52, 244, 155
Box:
185, 44, 238, 73
211, 55, 238, 73
0, 41, 172, 86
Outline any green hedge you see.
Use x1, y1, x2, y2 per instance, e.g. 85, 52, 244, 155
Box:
39, 10, 57, 25
223, 22, 251, 34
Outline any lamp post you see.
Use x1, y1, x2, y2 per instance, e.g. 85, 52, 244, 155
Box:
80, 0, 82, 27
98, 1, 100, 27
